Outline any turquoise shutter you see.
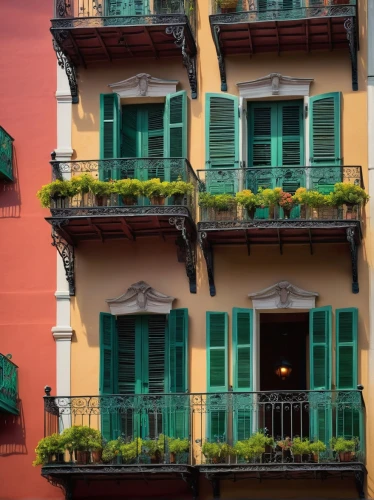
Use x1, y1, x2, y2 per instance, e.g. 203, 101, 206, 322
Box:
232, 308, 253, 442
309, 306, 332, 444
168, 309, 189, 438
100, 93, 120, 180
146, 104, 164, 159
207, 312, 228, 441
165, 91, 187, 161
99, 312, 117, 440
107, 0, 148, 15
206, 94, 239, 194
278, 101, 304, 168
121, 105, 138, 159
336, 308, 360, 439
309, 92, 341, 168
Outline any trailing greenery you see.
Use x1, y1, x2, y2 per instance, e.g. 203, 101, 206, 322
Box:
37, 180, 75, 208
33, 434, 65, 466
290, 437, 310, 456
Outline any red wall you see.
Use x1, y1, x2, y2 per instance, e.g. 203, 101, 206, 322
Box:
0, 2, 61, 498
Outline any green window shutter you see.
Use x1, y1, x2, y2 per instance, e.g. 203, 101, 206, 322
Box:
107, 0, 148, 15
309, 92, 341, 166
277, 101, 304, 167
146, 315, 167, 394
100, 93, 120, 180
146, 104, 164, 158
309, 306, 332, 444
248, 103, 277, 168
207, 312, 228, 392
336, 308, 358, 390
117, 316, 137, 394
165, 91, 187, 159
121, 105, 138, 158
99, 312, 117, 440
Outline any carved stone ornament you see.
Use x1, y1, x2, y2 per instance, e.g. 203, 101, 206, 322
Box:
108, 74, 179, 98
249, 281, 318, 310
237, 73, 314, 99
106, 281, 175, 315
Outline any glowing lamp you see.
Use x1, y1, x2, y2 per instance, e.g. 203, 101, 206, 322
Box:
275, 358, 292, 380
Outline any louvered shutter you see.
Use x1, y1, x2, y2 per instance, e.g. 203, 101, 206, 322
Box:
107, 0, 148, 15
309, 92, 341, 167
100, 94, 120, 180
168, 309, 189, 438
121, 105, 138, 159
232, 308, 253, 441
117, 316, 137, 394
146, 315, 167, 394
336, 308, 360, 439
99, 312, 117, 440
146, 104, 164, 159
309, 306, 332, 444
206, 94, 239, 194
165, 91, 187, 160
278, 101, 303, 167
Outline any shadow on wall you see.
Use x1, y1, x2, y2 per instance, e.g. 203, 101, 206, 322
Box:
0, 400, 27, 456
0, 146, 21, 218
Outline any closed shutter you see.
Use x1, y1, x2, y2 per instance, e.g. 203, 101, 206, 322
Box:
309, 306, 332, 444
206, 94, 239, 194
107, 0, 148, 15
207, 312, 228, 441
117, 316, 137, 394
146, 105, 164, 159
121, 105, 138, 159
145, 315, 166, 394
232, 308, 253, 441
168, 309, 189, 438
99, 312, 117, 440
100, 94, 120, 180
336, 308, 360, 439
278, 101, 303, 167
165, 91, 187, 161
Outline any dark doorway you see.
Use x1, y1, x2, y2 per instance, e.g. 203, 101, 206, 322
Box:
259, 312, 309, 439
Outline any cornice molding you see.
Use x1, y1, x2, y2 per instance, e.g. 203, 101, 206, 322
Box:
237, 73, 314, 99
249, 281, 318, 310
109, 73, 179, 98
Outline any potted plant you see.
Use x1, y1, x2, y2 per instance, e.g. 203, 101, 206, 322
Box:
309, 440, 326, 463
330, 437, 356, 462
234, 432, 274, 463
33, 434, 65, 466
276, 437, 292, 461
279, 191, 296, 219
113, 178, 142, 205
293, 187, 308, 218
302, 190, 328, 219
142, 435, 166, 463
90, 180, 114, 206
199, 193, 237, 221
37, 179, 73, 208
235, 189, 259, 220
216, 0, 239, 13
330, 183, 369, 220
61, 426, 102, 465
120, 438, 142, 464
290, 437, 310, 463
202, 441, 231, 464
102, 439, 121, 464
168, 437, 190, 464
87, 428, 103, 464
141, 178, 169, 205
167, 178, 194, 205
257, 187, 283, 219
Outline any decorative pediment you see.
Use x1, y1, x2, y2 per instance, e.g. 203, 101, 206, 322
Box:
249, 281, 318, 310
106, 281, 175, 315
237, 73, 314, 99
108, 74, 179, 98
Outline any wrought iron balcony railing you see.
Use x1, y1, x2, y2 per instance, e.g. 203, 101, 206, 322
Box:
0, 126, 14, 182
211, 0, 356, 20
50, 157, 199, 220
197, 166, 364, 222
44, 390, 365, 465
0, 354, 18, 415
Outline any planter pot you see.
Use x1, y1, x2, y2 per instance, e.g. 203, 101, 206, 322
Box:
312, 453, 320, 463
339, 451, 353, 462
95, 195, 108, 207
76, 451, 91, 465
50, 195, 68, 209
344, 203, 359, 220
92, 450, 102, 464
293, 454, 302, 463
264, 445, 273, 454
246, 207, 256, 220
150, 196, 165, 206
268, 205, 275, 219
122, 195, 137, 206
300, 204, 307, 219
219, 0, 238, 10
212, 456, 226, 464
171, 451, 189, 464
173, 194, 185, 206
151, 450, 163, 464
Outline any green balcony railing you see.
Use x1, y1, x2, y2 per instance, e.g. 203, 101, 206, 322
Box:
0, 126, 14, 182
0, 354, 18, 415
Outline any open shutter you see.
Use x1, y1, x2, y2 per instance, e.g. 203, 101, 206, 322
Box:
206, 94, 238, 194
100, 93, 120, 180
121, 105, 138, 159
207, 312, 228, 441
232, 308, 253, 441
309, 92, 341, 167
336, 308, 360, 439
165, 91, 187, 162
309, 306, 332, 444
168, 309, 189, 438
99, 312, 117, 440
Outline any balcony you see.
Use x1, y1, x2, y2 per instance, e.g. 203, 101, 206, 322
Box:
0, 127, 14, 182
46, 157, 198, 295
41, 389, 366, 499
51, 0, 197, 102
197, 166, 363, 296
210, 0, 358, 91
0, 354, 18, 415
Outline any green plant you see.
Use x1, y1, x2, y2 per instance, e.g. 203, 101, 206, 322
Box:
330, 183, 369, 207
102, 439, 121, 463
291, 437, 310, 456
167, 179, 194, 197
235, 190, 259, 209
70, 174, 94, 194
33, 434, 65, 466
202, 441, 231, 461
309, 440, 326, 462
61, 426, 102, 452
120, 438, 142, 463
330, 437, 356, 453
257, 187, 283, 207
168, 437, 190, 454
302, 190, 327, 208
113, 178, 142, 198
277, 437, 292, 451
199, 193, 236, 211
89, 180, 114, 197
141, 178, 169, 199
234, 432, 274, 461
143, 434, 167, 457
36, 180, 72, 208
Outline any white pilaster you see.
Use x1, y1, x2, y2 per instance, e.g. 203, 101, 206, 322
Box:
55, 64, 73, 163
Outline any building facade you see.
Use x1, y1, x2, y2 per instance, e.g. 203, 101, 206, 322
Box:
0, 2, 58, 499
41, 0, 371, 499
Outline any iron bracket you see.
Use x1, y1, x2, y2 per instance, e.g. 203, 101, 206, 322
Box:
169, 217, 197, 294
182, 471, 199, 500
344, 17, 358, 91
166, 26, 197, 99
212, 25, 227, 92
51, 220, 76, 296
199, 232, 216, 297
52, 32, 79, 104
347, 227, 359, 294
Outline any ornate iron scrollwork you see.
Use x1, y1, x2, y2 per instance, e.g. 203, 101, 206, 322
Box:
213, 26, 227, 92
347, 226, 359, 294
198, 232, 216, 297
51, 220, 75, 296
169, 217, 196, 294
344, 17, 358, 92
52, 35, 79, 104
166, 26, 197, 99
